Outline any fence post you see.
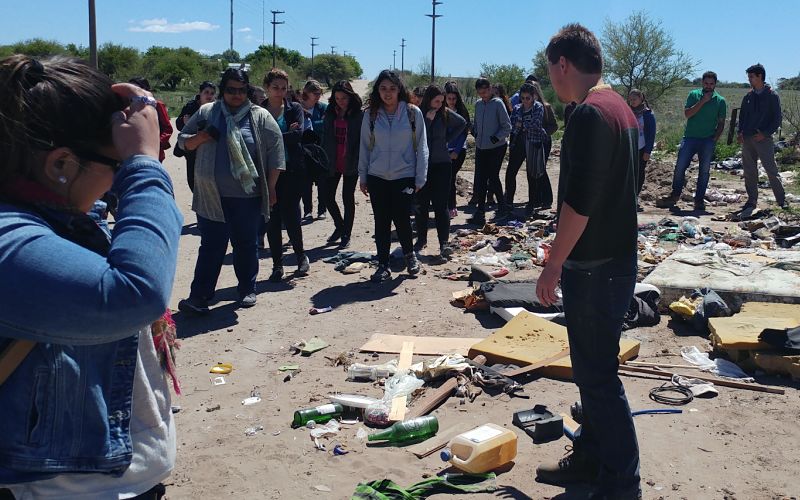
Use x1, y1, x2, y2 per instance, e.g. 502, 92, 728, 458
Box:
726, 108, 739, 145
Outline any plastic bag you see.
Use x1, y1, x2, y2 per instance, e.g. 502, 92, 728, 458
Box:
680, 346, 754, 382
382, 372, 425, 401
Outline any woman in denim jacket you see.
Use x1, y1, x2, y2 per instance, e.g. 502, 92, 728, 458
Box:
0, 56, 182, 500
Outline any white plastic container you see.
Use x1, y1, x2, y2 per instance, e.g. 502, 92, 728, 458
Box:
440, 423, 517, 473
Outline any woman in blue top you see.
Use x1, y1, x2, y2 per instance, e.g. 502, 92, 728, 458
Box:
444, 81, 470, 218
300, 79, 328, 220
262, 68, 311, 282
628, 89, 656, 211
0, 55, 181, 499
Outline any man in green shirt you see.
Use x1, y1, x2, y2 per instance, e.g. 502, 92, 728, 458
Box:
658, 71, 727, 211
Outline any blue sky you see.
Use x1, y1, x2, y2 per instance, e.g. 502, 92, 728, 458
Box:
2, 0, 798, 85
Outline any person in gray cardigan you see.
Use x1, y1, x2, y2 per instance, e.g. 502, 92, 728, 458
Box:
415, 84, 466, 259
358, 70, 429, 283
322, 80, 363, 248
177, 68, 284, 312
469, 77, 512, 225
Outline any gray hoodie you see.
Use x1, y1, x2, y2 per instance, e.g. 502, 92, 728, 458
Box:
358, 101, 429, 188
473, 97, 512, 150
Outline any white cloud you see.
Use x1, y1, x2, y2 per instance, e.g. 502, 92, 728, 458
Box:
128, 18, 219, 33
237, 27, 252, 32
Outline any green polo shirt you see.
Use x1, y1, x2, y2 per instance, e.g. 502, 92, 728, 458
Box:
683, 89, 727, 139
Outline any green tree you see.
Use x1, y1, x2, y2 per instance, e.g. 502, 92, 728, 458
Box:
531, 48, 550, 87
6, 38, 67, 57
479, 63, 526, 94
65, 43, 89, 59
221, 49, 241, 63
245, 45, 305, 69
602, 11, 696, 103
301, 54, 359, 86
98, 43, 140, 81
142, 46, 202, 90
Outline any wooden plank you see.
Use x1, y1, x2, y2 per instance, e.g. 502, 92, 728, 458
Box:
626, 361, 703, 370
407, 422, 471, 459
360, 333, 482, 356
502, 348, 570, 378
561, 412, 580, 440
388, 342, 414, 422
406, 355, 487, 420
618, 365, 785, 394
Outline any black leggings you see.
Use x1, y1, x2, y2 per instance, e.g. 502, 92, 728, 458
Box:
474, 145, 508, 212
302, 172, 327, 216
449, 149, 467, 209
325, 172, 358, 237
264, 173, 305, 268
636, 149, 649, 195
415, 163, 452, 246
504, 139, 526, 205
368, 175, 415, 265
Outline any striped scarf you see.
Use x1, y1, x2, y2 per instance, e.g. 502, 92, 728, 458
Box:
221, 101, 259, 193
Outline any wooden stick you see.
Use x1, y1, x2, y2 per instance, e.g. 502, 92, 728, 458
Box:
502, 348, 571, 378
406, 354, 487, 420
618, 365, 785, 395
626, 361, 702, 370
388, 342, 414, 421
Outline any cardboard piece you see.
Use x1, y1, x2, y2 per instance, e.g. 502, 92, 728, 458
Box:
360, 334, 482, 356
407, 422, 471, 459
709, 302, 800, 351
388, 342, 414, 422
468, 311, 639, 380
752, 352, 800, 381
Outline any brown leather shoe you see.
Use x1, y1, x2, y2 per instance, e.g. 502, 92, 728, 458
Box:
536, 445, 600, 486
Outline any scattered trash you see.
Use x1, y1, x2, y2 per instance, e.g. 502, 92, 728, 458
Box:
672, 374, 718, 397
681, 346, 754, 381
283, 369, 301, 382
367, 415, 439, 444
342, 262, 368, 274
211, 376, 226, 386
347, 359, 398, 381
309, 419, 340, 439
314, 485, 332, 492
440, 424, 517, 473
244, 425, 264, 436
170, 405, 181, 414
291, 337, 329, 356
309, 306, 333, 315
328, 394, 380, 409
333, 444, 349, 456
356, 427, 369, 442
209, 362, 233, 374
206, 404, 221, 412
512, 405, 563, 443
241, 397, 261, 406
278, 364, 300, 371
292, 403, 344, 428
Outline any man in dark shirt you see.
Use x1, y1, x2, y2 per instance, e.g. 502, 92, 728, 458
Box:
535, 24, 641, 500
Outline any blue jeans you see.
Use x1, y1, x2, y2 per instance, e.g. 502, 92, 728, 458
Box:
190, 196, 262, 300
671, 137, 715, 202
561, 253, 640, 493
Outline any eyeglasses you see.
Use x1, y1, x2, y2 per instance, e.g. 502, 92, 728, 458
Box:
75, 150, 121, 173
521, 96, 533, 101
224, 86, 248, 95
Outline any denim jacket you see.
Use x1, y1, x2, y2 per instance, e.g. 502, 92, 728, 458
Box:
0, 156, 182, 482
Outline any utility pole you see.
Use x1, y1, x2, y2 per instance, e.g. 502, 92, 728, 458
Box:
393, 50, 396, 70
400, 38, 406, 74
229, 0, 234, 52
262, 0, 265, 45
426, 0, 442, 83
270, 10, 285, 67
88, 0, 97, 68
331, 46, 336, 55
310, 36, 319, 78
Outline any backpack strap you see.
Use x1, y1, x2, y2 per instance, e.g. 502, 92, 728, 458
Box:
407, 104, 418, 154
368, 109, 377, 152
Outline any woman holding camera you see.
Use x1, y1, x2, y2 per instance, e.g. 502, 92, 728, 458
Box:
178, 68, 284, 312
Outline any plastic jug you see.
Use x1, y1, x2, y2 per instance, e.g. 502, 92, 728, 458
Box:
440, 423, 517, 473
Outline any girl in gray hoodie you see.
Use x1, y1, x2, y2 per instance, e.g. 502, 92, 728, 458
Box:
358, 70, 429, 283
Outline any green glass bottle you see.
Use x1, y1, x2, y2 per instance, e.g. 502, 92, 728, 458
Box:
291, 403, 344, 428
367, 415, 439, 444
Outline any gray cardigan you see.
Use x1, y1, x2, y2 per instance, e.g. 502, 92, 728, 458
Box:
473, 97, 512, 150
178, 101, 285, 223
358, 101, 429, 188
425, 109, 467, 164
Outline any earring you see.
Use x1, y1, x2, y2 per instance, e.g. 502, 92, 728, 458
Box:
58, 176, 68, 184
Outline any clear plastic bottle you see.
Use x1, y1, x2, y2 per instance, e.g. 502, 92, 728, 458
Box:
440, 423, 517, 473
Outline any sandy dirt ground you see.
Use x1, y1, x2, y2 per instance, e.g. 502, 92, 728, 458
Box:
159, 86, 799, 500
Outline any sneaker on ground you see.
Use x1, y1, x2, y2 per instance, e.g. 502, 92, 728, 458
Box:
656, 193, 680, 208
466, 213, 486, 226
405, 252, 421, 275
535, 445, 600, 486
339, 234, 351, 249
268, 267, 284, 283
693, 201, 706, 212
326, 229, 343, 244
317, 212, 327, 220
238, 293, 257, 308
178, 297, 210, 315
440, 243, 454, 259
296, 254, 310, 275
370, 264, 391, 283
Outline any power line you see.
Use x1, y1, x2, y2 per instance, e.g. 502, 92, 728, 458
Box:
270, 10, 285, 67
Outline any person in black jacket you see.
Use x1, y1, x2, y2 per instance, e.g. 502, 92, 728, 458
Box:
322, 80, 363, 248
176, 81, 216, 191
261, 69, 310, 281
